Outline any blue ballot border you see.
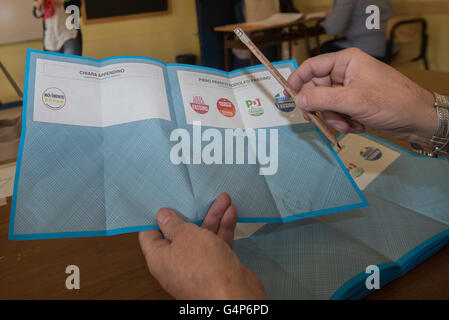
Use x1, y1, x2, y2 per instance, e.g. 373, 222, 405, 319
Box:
331, 229, 449, 300
9, 49, 368, 240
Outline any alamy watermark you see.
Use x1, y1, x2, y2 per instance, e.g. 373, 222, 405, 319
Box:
366, 5, 380, 30
65, 5, 80, 30
170, 121, 279, 176
365, 265, 380, 290
65, 265, 80, 290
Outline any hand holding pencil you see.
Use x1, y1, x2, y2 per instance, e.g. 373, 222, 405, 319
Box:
233, 27, 341, 150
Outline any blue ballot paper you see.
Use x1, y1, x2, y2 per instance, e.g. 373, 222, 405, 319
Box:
233, 133, 449, 299
9, 49, 368, 240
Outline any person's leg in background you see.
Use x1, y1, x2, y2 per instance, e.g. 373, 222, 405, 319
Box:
310, 40, 345, 57
311, 40, 388, 63
61, 30, 82, 56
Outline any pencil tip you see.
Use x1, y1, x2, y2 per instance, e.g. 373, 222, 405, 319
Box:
336, 143, 342, 151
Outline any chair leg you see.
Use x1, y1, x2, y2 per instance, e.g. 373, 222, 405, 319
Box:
423, 56, 429, 70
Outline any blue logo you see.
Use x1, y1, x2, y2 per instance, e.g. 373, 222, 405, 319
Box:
274, 93, 295, 112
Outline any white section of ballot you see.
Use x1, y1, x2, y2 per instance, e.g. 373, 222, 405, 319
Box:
177, 68, 307, 129
337, 134, 400, 190
33, 59, 171, 127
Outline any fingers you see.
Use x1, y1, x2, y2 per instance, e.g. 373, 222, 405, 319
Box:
320, 111, 352, 133
295, 86, 360, 117
201, 192, 232, 233
217, 205, 238, 248
287, 51, 347, 93
138, 229, 170, 271
156, 208, 188, 242
346, 119, 365, 133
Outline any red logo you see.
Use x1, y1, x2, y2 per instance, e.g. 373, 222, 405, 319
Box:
217, 98, 236, 118
190, 96, 209, 114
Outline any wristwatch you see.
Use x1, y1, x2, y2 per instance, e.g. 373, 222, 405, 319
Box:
410, 92, 449, 159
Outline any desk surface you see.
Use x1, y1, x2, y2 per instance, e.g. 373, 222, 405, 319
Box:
214, 16, 322, 33
0, 68, 448, 299
215, 20, 304, 33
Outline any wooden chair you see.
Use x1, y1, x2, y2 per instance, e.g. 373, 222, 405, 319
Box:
385, 17, 429, 69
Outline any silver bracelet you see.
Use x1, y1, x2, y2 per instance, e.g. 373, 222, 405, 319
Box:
409, 92, 449, 159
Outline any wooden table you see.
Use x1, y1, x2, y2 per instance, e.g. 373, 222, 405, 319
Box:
214, 17, 324, 71
0, 68, 448, 299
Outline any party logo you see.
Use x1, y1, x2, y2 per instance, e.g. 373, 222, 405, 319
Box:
217, 98, 236, 117
190, 96, 209, 114
245, 98, 264, 117
42, 87, 66, 110
274, 93, 295, 112
360, 147, 382, 161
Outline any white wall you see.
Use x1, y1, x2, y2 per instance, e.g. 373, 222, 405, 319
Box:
0, 0, 43, 45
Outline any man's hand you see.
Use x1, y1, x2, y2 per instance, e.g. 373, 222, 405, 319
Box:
288, 48, 437, 147
138, 193, 266, 300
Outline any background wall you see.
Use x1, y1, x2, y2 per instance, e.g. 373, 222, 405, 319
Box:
0, 0, 201, 102
0, 0, 43, 45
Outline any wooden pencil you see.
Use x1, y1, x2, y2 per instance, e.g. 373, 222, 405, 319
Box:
233, 27, 341, 150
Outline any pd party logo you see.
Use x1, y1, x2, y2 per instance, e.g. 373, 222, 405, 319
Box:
245, 98, 264, 117
190, 96, 209, 114
217, 98, 236, 117
42, 87, 66, 110
274, 93, 295, 112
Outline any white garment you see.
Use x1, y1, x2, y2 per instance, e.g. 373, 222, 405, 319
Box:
244, 0, 280, 22
43, 3, 78, 51
234, 0, 280, 60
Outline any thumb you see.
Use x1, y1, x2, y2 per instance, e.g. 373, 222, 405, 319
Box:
156, 208, 188, 242
296, 86, 356, 117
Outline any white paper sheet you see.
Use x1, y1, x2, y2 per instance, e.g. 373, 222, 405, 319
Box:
234, 223, 266, 240
0, 162, 16, 198
33, 59, 171, 127
177, 68, 307, 129
337, 134, 400, 190
255, 13, 304, 26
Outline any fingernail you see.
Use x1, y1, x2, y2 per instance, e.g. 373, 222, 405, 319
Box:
157, 210, 172, 225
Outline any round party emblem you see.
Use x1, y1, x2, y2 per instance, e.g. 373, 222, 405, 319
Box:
190, 96, 209, 114
217, 98, 236, 117
360, 147, 382, 161
274, 93, 295, 112
245, 98, 264, 117
42, 87, 66, 110
347, 163, 364, 178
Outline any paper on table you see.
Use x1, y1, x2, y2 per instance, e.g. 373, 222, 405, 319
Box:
254, 13, 304, 26
337, 134, 400, 190
234, 223, 266, 240
0, 162, 16, 198
305, 12, 327, 20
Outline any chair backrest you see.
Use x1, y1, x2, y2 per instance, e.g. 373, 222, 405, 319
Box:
385, 17, 429, 68
386, 17, 426, 44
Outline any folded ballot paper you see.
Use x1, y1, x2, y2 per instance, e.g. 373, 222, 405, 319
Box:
9, 49, 368, 240
233, 133, 449, 299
